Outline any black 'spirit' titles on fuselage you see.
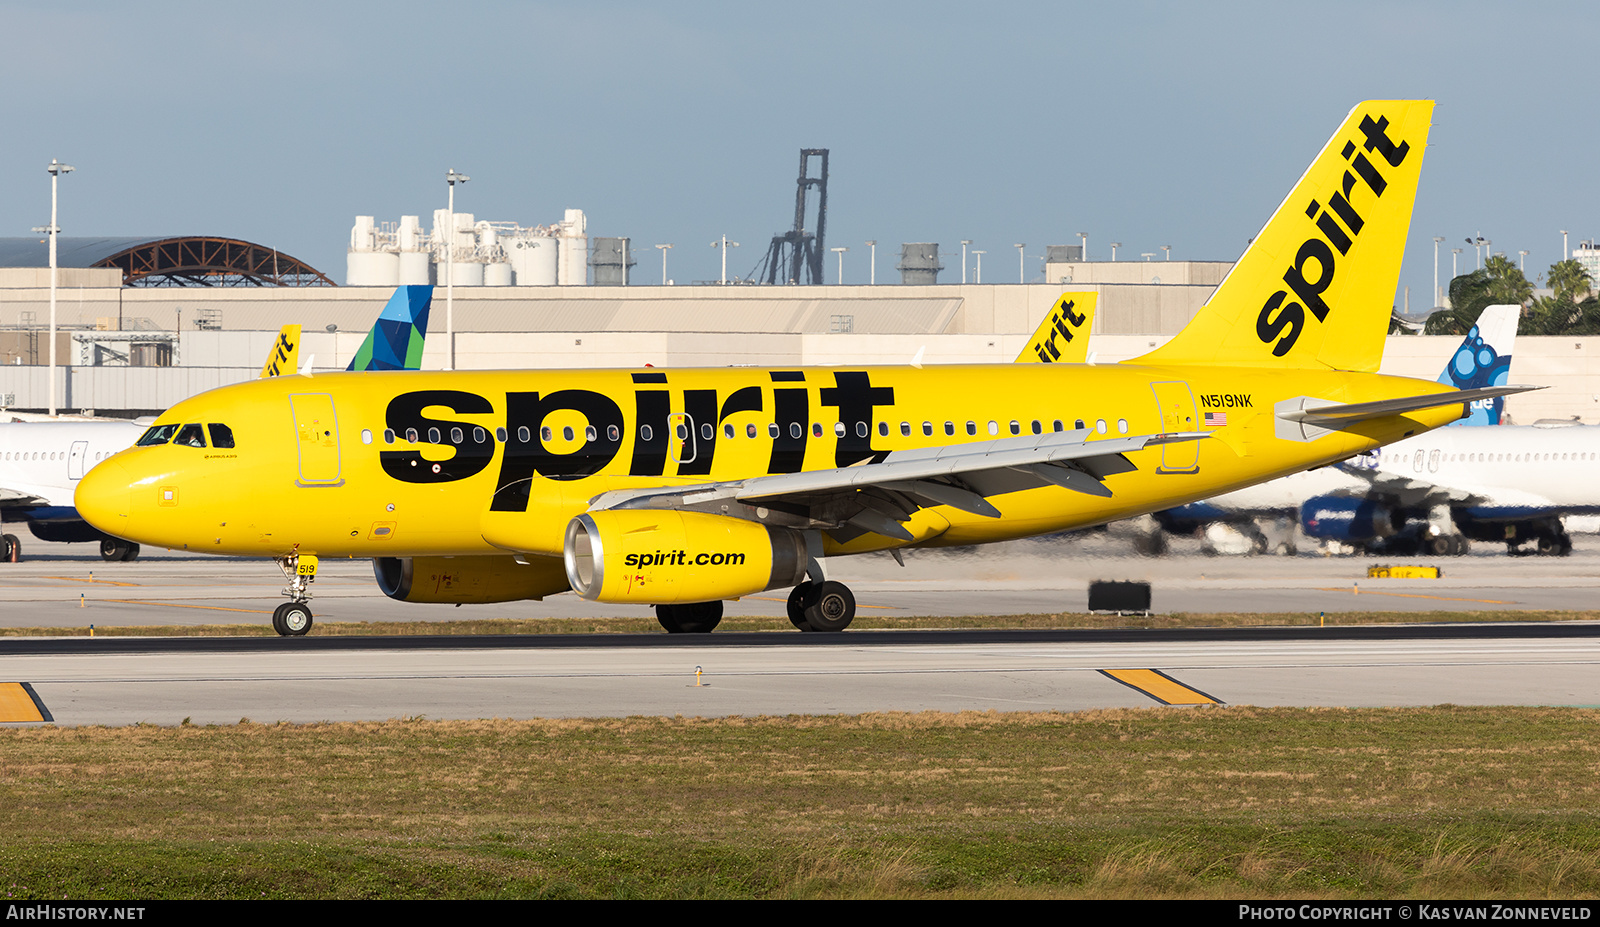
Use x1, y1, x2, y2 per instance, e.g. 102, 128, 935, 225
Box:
1254, 114, 1412, 357
381, 373, 892, 498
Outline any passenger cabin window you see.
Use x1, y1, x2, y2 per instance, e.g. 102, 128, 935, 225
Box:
878, 422, 889, 437
427, 427, 441, 444
966, 421, 977, 436
922, 422, 933, 436
385, 429, 397, 444
945, 422, 955, 436
175, 424, 207, 448
136, 424, 179, 446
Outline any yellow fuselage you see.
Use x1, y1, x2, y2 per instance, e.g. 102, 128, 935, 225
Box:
76, 362, 1461, 563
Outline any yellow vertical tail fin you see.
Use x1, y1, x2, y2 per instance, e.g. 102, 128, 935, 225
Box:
1133, 100, 1433, 372
1016, 292, 1097, 363
260, 325, 301, 378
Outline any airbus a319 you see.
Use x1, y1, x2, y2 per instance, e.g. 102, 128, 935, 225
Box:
76, 100, 1526, 636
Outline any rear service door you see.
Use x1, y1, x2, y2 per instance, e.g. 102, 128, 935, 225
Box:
1151, 381, 1199, 473
291, 393, 342, 485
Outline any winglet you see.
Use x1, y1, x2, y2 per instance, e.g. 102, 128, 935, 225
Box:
1017, 292, 1096, 363
348, 285, 434, 372
259, 325, 301, 378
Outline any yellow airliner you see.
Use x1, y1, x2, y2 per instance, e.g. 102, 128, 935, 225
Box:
76, 100, 1524, 636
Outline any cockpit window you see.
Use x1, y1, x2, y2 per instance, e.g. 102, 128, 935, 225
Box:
136, 424, 179, 446
175, 424, 207, 448
208, 424, 236, 448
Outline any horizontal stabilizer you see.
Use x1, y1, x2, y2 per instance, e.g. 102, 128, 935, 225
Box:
1279, 385, 1541, 429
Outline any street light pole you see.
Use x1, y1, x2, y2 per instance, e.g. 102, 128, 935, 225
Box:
865, 241, 876, 285
1014, 243, 1025, 283
960, 240, 971, 284
445, 168, 469, 371
42, 159, 73, 417
1433, 236, 1444, 308
1562, 229, 1570, 261
712, 236, 739, 284
1077, 232, 1087, 263
1160, 245, 1171, 261
1110, 241, 1121, 262
654, 244, 672, 285
831, 247, 848, 284
971, 250, 985, 284
1520, 250, 1529, 272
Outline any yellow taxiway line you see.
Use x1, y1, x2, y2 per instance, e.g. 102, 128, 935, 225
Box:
1100, 669, 1223, 706
0, 683, 52, 723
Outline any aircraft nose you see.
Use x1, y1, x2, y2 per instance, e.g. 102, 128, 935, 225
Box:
75, 458, 133, 533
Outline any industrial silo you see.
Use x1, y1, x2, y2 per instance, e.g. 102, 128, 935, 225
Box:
557, 209, 588, 285
346, 216, 401, 286
396, 215, 431, 285
509, 235, 558, 286
897, 243, 943, 285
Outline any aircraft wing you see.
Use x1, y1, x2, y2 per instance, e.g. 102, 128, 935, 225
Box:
1331, 461, 1486, 508
0, 487, 50, 508
587, 428, 1208, 542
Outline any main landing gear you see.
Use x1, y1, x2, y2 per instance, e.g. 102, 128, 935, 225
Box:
99, 538, 140, 562
787, 580, 857, 632
271, 554, 316, 637
651, 580, 860, 634
655, 601, 723, 633
1, 533, 19, 563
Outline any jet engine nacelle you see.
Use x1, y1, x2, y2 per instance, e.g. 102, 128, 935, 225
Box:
373, 554, 571, 604
1299, 495, 1398, 542
564, 509, 808, 604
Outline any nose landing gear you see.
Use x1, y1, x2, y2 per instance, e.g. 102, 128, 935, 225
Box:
271, 554, 317, 637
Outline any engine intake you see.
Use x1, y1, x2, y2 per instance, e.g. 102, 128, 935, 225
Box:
564, 510, 808, 604
1299, 495, 1398, 542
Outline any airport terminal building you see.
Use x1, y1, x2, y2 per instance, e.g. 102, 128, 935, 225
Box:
0, 235, 1593, 423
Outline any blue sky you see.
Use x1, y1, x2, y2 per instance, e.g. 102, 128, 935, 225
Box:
2, 1, 1593, 306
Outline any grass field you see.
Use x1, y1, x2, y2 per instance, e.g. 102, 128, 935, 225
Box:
4, 707, 1600, 899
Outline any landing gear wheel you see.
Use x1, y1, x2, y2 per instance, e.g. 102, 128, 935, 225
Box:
787, 582, 817, 631
100, 539, 140, 562
655, 601, 722, 634
802, 581, 855, 633
272, 602, 313, 637
1428, 535, 1452, 557
1, 533, 17, 563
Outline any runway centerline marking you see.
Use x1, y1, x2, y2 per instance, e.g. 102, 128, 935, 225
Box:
1315, 588, 1516, 604
1099, 669, 1223, 706
0, 683, 52, 722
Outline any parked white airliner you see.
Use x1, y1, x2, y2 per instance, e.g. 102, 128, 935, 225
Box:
1152, 305, 1587, 555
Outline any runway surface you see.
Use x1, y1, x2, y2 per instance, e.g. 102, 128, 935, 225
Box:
5, 532, 1600, 630
5, 531, 1600, 725
6, 629, 1599, 726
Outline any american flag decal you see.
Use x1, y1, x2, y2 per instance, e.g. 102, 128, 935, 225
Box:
1204, 411, 1227, 427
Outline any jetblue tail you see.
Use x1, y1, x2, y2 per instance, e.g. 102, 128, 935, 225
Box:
348, 285, 433, 372
1438, 304, 1519, 427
